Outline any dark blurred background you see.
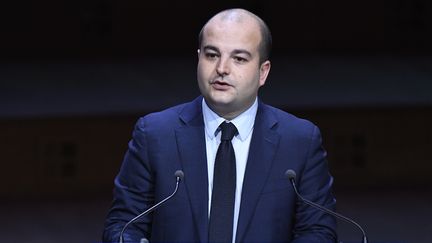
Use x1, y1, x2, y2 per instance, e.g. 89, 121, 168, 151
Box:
1, 1, 431, 242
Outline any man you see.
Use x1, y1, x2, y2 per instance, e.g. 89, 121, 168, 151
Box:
103, 8, 337, 243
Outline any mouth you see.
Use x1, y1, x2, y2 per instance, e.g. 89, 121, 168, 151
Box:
210, 80, 232, 90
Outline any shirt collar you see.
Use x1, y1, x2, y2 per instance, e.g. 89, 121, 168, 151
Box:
202, 98, 258, 141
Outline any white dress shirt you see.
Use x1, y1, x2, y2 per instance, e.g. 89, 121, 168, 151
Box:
202, 98, 258, 243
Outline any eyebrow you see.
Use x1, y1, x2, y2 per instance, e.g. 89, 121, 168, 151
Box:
203, 45, 252, 58
203, 45, 220, 53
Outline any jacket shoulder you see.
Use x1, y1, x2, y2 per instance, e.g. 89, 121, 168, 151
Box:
135, 97, 201, 131
263, 104, 318, 131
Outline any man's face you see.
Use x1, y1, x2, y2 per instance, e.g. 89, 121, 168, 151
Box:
197, 16, 270, 119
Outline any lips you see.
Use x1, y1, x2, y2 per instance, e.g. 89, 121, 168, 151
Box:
211, 80, 232, 90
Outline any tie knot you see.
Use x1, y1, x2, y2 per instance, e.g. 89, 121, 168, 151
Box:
219, 122, 238, 141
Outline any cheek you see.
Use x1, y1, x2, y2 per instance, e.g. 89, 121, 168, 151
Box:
197, 62, 212, 79
240, 70, 261, 90
197, 66, 211, 94
197, 64, 206, 81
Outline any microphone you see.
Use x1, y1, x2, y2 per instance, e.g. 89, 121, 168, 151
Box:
285, 169, 368, 243
119, 170, 185, 243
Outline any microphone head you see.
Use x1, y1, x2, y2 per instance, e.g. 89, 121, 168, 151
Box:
174, 170, 184, 181
285, 169, 297, 181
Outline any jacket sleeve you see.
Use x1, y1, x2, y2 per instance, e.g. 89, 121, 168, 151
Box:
291, 125, 338, 243
102, 117, 154, 243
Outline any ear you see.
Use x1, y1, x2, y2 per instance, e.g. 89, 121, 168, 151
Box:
258, 60, 271, 87
197, 49, 201, 58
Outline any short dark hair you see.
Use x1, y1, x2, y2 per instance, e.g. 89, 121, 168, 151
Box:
198, 9, 272, 64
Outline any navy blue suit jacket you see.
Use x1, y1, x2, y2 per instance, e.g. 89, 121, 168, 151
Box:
103, 96, 337, 243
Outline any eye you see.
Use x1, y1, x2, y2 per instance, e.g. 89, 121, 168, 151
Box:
233, 56, 248, 63
205, 52, 219, 60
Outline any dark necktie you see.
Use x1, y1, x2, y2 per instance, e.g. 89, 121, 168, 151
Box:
209, 122, 238, 243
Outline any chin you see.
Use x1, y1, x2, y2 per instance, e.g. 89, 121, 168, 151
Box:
209, 96, 234, 106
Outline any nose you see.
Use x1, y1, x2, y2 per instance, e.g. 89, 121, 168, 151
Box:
216, 57, 230, 77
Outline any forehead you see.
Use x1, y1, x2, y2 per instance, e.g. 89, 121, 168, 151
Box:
201, 14, 262, 52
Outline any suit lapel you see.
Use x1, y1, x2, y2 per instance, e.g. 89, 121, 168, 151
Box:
175, 97, 209, 242
236, 102, 280, 243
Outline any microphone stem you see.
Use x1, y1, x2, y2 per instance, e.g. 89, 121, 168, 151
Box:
291, 179, 368, 243
119, 177, 181, 243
